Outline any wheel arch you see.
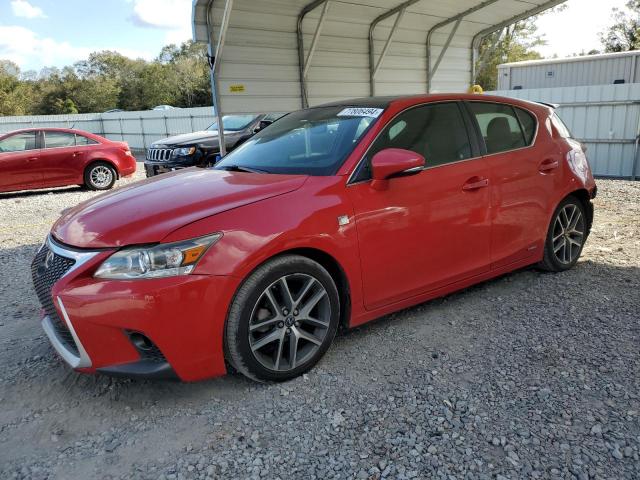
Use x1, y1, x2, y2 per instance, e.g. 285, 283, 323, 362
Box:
233, 246, 352, 332
84, 158, 120, 179
280, 247, 351, 331
566, 188, 594, 236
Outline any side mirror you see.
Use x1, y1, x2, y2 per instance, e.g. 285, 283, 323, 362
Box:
370, 148, 425, 190
254, 120, 272, 134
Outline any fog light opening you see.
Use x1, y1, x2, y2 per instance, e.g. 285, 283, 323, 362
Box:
129, 332, 154, 351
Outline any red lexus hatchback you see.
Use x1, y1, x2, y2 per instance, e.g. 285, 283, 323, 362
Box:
0, 128, 136, 193
31, 94, 596, 382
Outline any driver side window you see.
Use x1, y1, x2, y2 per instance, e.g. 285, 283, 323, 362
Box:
351, 102, 472, 182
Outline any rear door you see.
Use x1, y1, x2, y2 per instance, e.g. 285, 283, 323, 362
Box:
348, 102, 492, 310
40, 131, 84, 186
466, 101, 558, 269
0, 131, 41, 191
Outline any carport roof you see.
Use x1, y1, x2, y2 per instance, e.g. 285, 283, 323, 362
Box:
191, 0, 565, 115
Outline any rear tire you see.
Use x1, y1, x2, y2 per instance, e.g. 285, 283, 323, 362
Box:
84, 162, 116, 190
225, 255, 340, 382
537, 195, 587, 272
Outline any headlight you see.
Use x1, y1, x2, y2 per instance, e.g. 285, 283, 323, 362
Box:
94, 234, 221, 280
173, 146, 196, 157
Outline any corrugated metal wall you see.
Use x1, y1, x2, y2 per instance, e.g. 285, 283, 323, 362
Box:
203, 0, 555, 114
491, 83, 640, 179
497, 52, 640, 90
0, 107, 217, 151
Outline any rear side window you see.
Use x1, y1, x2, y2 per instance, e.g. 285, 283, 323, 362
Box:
352, 102, 472, 182
75, 134, 98, 145
469, 102, 532, 155
44, 132, 76, 148
0, 132, 37, 152
551, 113, 572, 138
515, 108, 537, 144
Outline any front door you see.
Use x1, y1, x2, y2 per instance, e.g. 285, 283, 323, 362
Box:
347, 102, 492, 310
40, 130, 84, 187
0, 131, 41, 192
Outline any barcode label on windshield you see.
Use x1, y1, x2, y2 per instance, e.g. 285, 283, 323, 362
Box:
337, 107, 384, 118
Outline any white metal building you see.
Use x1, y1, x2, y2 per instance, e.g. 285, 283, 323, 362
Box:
191, 0, 565, 154
498, 51, 640, 91
493, 52, 640, 179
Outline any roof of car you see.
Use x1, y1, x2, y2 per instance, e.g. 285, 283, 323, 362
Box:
315, 94, 551, 113
0, 127, 99, 136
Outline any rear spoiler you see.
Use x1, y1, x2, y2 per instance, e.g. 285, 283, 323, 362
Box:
537, 101, 559, 110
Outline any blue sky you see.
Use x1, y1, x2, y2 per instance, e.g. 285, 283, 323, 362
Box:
0, 0, 193, 72
0, 0, 631, 72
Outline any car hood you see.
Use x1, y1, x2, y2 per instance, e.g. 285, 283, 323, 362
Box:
151, 131, 219, 147
52, 169, 308, 249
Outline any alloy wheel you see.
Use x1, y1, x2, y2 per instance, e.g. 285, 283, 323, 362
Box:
90, 165, 113, 189
552, 203, 585, 264
248, 273, 331, 372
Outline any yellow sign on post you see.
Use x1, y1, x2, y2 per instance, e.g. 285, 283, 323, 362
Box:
229, 84, 246, 93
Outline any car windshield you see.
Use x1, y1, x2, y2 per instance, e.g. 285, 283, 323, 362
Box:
207, 115, 260, 132
214, 106, 382, 176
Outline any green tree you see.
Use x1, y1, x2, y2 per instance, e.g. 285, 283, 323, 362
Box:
474, 6, 566, 91
52, 98, 79, 114
0, 60, 35, 116
600, 1, 640, 52
0, 40, 212, 115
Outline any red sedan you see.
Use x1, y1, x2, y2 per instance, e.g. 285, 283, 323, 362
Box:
0, 128, 136, 193
31, 94, 596, 382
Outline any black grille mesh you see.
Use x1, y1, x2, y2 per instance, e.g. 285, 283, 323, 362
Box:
141, 344, 167, 362
126, 331, 167, 363
31, 243, 79, 356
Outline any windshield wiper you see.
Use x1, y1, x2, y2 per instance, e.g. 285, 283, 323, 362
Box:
218, 164, 270, 174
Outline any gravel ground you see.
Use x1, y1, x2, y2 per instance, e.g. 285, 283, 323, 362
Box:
0, 167, 638, 480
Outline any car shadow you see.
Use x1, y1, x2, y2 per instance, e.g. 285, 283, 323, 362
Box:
0, 185, 85, 200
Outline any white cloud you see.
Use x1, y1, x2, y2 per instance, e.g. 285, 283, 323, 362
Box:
0, 25, 154, 71
11, 0, 46, 19
130, 0, 193, 45
536, 0, 630, 58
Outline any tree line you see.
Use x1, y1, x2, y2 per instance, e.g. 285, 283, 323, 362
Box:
0, 41, 211, 116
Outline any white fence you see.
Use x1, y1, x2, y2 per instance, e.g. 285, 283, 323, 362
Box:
0, 107, 218, 152
2, 84, 639, 178
491, 83, 640, 179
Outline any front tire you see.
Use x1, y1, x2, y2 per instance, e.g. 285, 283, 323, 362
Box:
225, 255, 340, 382
84, 162, 116, 190
538, 195, 587, 272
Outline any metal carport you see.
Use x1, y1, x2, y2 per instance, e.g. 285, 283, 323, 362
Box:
192, 0, 565, 154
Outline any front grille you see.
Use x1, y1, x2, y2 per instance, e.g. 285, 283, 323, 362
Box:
31, 243, 79, 356
146, 148, 173, 161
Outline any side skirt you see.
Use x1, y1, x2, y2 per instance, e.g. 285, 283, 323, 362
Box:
348, 256, 540, 328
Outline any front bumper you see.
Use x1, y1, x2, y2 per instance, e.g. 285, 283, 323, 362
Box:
31, 236, 239, 381
144, 161, 193, 177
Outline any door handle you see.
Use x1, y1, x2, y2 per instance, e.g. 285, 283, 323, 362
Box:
26, 157, 38, 163
462, 177, 489, 191
539, 158, 559, 173
71, 151, 81, 157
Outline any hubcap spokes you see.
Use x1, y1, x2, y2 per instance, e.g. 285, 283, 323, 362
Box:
249, 274, 330, 372
91, 166, 112, 188
552, 204, 585, 264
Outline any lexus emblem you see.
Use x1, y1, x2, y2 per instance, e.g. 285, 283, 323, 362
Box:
38, 250, 55, 275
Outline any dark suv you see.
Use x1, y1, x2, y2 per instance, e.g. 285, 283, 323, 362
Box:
144, 113, 283, 177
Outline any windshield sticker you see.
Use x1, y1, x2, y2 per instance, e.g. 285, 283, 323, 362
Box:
337, 107, 384, 118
